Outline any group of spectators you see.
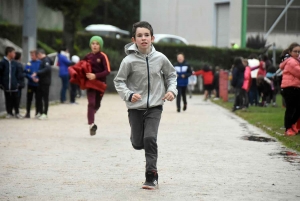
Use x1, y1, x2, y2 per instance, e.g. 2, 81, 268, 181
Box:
0, 46, 80, 120
231, 54, 279, 112
230, 42, 300, 136
0, 47, 53, 119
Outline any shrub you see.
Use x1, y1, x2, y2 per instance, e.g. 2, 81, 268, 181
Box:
246, 34, 267, 50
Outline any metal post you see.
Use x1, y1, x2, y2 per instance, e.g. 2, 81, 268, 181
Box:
22, 0, 37, 63
272, 43, 276, 66
264, 0, 294, 39
241, 0, 248, 48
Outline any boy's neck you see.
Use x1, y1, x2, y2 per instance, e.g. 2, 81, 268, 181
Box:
137, 46, 151, 55
5, 56, 12, 61
92, 51, 100, 54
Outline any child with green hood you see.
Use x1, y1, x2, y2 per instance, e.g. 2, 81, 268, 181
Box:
83, 36, 111, 136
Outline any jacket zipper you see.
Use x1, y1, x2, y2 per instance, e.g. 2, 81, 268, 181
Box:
8, 60, 11, 91
146, 56, 150, 109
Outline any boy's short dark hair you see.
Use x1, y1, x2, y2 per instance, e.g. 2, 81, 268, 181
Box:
5, 46, 15, 56
132, 21, 153, 38
15, 52, 22, 60
37, 48, 45, 55
177, 52, 185, 57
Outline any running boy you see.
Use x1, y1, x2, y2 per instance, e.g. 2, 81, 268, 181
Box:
114, 21, 177, 190
83, 36, 110, 136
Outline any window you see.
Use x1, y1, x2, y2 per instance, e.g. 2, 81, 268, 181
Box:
172, 38, 185, 45
157, 38, 172, 43
247, 0, 300, 33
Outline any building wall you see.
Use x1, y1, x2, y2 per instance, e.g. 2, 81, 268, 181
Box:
0, 0, 63, 30
140, 0, 242, 47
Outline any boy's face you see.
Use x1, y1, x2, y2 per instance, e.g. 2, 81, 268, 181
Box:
177, 54, 184, 63
91, 41, 100, 53
30, 52, 37, 61
132, 27, 154, 51
8, 51, 16, 60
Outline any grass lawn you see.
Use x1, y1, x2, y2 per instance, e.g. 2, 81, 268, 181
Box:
213, 95, 300, 152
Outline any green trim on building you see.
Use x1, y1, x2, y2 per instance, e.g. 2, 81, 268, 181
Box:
241, 0, 248, 48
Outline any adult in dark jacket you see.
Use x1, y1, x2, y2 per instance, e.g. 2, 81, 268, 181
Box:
32, 48, 52, 120
231, 57, 245, 112
24, 50, 41, 118
174, 53, 192, 112
0, 47, 23, 118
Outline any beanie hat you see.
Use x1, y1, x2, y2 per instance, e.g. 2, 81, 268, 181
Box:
89, 36, 104, 50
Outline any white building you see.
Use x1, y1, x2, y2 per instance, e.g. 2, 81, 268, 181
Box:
140, 0, 300, 49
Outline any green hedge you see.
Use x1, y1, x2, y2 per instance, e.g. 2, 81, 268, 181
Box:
0, 23, 283, 71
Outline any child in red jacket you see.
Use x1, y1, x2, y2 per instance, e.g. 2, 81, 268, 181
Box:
193, 65, 214, 100
84, 36, 111, 136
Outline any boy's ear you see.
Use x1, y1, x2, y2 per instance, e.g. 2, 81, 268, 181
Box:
151, 35, 155, 42
131, 37, 136, 43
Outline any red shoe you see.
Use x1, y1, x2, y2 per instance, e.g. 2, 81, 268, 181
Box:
285, 128, 296, 136
292, 124, 299, 133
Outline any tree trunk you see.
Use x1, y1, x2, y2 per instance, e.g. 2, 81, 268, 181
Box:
63, 14, 76, 56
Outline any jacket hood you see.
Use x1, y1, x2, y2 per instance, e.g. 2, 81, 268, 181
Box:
124, 42, 156, 57
280, 57, 291, 70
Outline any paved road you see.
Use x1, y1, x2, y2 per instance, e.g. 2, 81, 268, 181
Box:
0, 94, 299, 201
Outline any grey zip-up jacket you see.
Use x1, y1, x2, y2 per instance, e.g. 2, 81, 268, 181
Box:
114, 43, 177, 109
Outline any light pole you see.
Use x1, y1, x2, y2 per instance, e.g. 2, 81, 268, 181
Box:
22, 0, 37, 62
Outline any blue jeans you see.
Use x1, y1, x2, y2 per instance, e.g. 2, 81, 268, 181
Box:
60, 75, 69, 103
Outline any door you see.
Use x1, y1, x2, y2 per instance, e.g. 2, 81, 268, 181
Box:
216, 3, 230, 47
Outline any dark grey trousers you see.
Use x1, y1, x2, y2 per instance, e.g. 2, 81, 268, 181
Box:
128, 106, 162, 172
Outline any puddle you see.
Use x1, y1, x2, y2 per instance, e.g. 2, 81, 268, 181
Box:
242, 136, 276, 142
270, 151, 300, 164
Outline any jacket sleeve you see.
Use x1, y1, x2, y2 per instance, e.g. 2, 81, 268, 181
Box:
161, 56, 178, 96
114, 59, 134, 101
0, 61, 3, 88
231, 68, 237, 87
193, 70, 203, 76
285, 60, 300, 79
95, 52, 111, 79
185, 64, 192, 78
59, 54, 72, 66
17, 63, 25, 88
24, 64, 33, 81
37, 58, 51, 76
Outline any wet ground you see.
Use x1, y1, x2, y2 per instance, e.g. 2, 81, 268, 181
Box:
0, 94, 299, 201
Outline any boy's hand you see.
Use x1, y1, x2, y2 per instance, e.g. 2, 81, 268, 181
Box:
86, 73, 96, 80
131, 93, 142, 103
31, 72, 37, 78
162, 92, 174, 101
181, 74, 186, 78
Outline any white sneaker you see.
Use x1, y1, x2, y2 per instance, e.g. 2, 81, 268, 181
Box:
15, 114, 23, 119
35, 113, 41, 119
5, 114, 14, 119
38, 114, 48, 120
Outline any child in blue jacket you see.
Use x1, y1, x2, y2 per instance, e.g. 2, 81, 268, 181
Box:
24, 50, 41, 118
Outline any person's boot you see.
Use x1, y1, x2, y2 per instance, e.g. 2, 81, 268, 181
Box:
183, 104, 187, 111
142, 171, 158, 190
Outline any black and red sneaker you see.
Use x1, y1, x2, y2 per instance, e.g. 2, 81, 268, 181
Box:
142, 171, 158, 190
